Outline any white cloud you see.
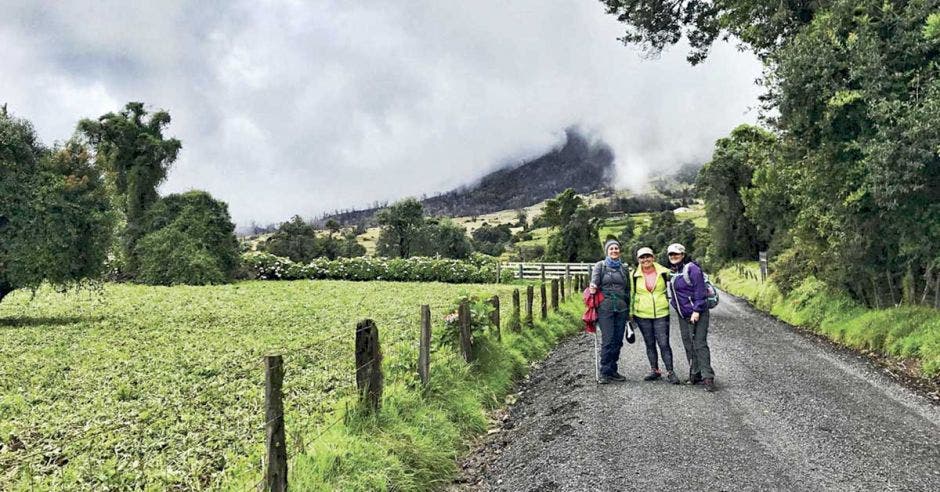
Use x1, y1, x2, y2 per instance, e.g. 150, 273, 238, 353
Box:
0, 0, 763, 225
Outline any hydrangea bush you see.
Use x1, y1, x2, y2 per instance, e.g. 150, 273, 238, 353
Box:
242, 252, 513, 283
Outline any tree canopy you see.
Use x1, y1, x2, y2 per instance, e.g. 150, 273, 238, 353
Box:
78, 102, 181, 272
0, 110, 114, 302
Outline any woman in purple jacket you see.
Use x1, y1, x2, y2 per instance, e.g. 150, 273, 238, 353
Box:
666, 243, 716, 392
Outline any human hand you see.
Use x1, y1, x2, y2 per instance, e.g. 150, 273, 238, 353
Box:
589, 284, 597, 294
690, 312, 700, 323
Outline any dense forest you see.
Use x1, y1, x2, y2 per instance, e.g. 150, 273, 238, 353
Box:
604, 0, 940, 308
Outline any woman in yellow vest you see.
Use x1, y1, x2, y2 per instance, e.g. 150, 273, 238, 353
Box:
630, 247, 679, 384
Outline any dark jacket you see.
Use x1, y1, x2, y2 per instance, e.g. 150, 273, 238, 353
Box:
591, 260, 631, 313
668, 260, 707, 319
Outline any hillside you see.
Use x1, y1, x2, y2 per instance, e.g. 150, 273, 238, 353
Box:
321, 128, 614, 226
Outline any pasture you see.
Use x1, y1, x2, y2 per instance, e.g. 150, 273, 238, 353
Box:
0, 280, 580, 490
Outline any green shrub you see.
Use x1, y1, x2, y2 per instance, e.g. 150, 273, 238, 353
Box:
134, 190, 239, 285
135, 228, 229, 285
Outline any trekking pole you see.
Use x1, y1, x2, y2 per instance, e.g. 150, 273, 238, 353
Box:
593, 328, 600, 383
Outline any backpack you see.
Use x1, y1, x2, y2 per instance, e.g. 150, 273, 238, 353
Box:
673, 262, 719, 309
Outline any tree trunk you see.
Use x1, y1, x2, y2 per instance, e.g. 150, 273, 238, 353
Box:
0, 282, 11, 304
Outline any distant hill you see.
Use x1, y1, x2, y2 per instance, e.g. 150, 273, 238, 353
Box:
320, 128, 614, 227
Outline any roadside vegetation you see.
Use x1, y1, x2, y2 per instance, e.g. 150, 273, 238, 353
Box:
716, 263, 940, 379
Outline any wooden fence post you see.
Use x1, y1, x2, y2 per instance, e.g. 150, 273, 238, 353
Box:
551, 279, 559, 311
540, 283, 547, 320
518, 263, 524, 279
264, 355, 288, 492
525, 286, 534, 328
496, 262, 502, 284
458, 300, 473, 362
419, 305, 431, 387
541, 264, 546, 282
355, 319, 383, 411
489, 295, 500, 341
759, 251, 768, 282
565, 264, 571, 278
512, 289, 521, 332
560, 277, 566, 302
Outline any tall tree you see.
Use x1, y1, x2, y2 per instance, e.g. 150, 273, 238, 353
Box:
375, 198, 426, 258
78, 102, 181, 271
697, 124, 774, 259
0, 110, 114, 302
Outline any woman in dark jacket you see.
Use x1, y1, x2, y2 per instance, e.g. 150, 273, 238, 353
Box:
589, 239, 632, 384
666, 243, 716, 392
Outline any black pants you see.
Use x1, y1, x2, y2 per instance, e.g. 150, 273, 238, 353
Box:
598, 307, 627, 377
635, 316, 674, 372
678, 310, 715, 379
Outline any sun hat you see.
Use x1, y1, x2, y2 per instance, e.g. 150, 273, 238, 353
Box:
604, 239, 621, 253
636, 247, 654, 258
667, 243, 686, 254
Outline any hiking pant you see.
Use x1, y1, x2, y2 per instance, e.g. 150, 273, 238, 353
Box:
598, 307, 627, 377
678, 310, 715, 379
635, 316, 674, 372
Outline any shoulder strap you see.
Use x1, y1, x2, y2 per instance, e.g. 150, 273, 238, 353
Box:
681, 262, 692, 285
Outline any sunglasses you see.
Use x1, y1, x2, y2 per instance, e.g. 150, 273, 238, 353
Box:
639, 254, 654, 259
668, 252, 683, 257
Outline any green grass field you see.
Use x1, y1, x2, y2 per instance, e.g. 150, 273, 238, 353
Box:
715, 262, 940, 379
0, 280, 582, 490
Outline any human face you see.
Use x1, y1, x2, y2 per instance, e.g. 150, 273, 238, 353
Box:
668, 252, 684, 265
607, 244, 621, 259
639, 253, 655, 269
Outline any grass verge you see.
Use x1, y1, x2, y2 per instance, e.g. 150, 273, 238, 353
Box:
714, 262, 940, 379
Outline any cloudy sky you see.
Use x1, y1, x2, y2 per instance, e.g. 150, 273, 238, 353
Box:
0, 0, 763, 226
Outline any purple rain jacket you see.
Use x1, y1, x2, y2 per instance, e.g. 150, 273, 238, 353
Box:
669, 260, 708, 319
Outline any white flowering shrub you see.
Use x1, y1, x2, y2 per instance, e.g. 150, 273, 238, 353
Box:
242, 252, 513, 283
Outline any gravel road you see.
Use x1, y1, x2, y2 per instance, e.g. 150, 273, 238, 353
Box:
469, 292, 940, 491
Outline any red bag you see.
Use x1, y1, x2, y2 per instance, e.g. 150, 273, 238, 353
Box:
582, 288, 604, 333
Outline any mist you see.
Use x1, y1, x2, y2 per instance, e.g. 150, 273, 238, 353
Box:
0, 0, 763, 225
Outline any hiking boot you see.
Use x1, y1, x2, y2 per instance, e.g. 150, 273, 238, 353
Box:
666, 371, 680, 385
688, 373, 703, 385
597, 376, 611, 384
643, 371, 661, 381
703, 378, 716, 392
609, 372, 627, 382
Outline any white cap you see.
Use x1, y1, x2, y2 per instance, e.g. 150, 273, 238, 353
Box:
667, 243, 686, 254
636, 247, 654, 258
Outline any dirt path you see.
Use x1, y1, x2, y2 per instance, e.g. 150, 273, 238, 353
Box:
459, 292, 940, 491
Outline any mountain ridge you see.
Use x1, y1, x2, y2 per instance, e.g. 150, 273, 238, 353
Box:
319, 128, 615, 227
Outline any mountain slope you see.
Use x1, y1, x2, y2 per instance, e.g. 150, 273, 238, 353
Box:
322, 128, 614, 226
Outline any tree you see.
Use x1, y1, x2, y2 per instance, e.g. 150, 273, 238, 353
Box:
134, 190, 239, 285
324, 219, 341, 237
540, 188, 583, 227
472, 222, 513, 256
338, 232, 366, 258
545, 208, 602, 262
624, 211, 698, 262
264, 215, 320, 263
375, 198, 425, 258
78, 102, 181, 273
697, 124, 773, 260
599, 0, 824, 64
0, 110, 114, 302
